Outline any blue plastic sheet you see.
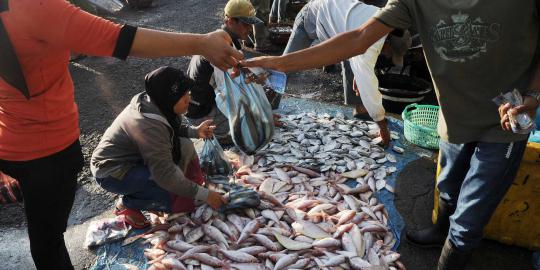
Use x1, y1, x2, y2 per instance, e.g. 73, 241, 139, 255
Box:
90, 232, 148, 270
90, 97, 434, 268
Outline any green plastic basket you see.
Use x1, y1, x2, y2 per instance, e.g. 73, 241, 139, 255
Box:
402, 103, 440, 149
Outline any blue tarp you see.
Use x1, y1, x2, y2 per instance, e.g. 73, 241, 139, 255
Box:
90, 97, 433, 269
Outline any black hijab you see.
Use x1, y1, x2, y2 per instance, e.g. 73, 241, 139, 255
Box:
144, 66, 194, 164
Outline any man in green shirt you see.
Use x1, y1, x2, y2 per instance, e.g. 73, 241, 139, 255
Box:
242, 1, 540, 269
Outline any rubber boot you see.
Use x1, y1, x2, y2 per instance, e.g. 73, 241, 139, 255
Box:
437, 238, 472, 270
406, 198, 455, 247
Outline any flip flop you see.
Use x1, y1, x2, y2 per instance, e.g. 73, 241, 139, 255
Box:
114, 207, 150, 229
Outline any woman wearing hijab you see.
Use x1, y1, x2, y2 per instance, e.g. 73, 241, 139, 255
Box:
91, 66, 227, 228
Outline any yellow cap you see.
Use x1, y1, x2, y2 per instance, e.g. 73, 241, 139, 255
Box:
224, 0, 263, 25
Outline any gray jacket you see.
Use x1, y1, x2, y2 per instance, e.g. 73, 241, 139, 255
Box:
90, 92, 209, 201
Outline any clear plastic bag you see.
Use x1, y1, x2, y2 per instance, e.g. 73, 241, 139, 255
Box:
200, 136, 232, 178
493, 89, 535, 134
84, 216, 131, 248
214, 69, 275, 154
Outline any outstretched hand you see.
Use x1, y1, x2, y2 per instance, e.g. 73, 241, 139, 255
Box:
202, 30, 244, 71
197, 120, 216, 139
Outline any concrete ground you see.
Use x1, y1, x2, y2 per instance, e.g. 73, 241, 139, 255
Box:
0, 0, 535, 269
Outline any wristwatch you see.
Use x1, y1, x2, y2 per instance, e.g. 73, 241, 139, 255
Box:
524, 90, 540, 104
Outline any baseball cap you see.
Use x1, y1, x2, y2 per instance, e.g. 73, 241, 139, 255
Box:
224, 0, 264, 25
387, 29, 412, 67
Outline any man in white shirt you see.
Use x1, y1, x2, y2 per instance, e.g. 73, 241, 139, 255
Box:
283, 0, 411, 145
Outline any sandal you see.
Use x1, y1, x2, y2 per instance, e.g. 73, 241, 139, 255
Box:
114, 204, 150, 229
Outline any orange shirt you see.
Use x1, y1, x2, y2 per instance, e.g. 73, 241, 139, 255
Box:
0, 0, 134, 161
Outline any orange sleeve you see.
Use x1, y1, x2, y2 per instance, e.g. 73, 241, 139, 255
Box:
27, 0, 127, 57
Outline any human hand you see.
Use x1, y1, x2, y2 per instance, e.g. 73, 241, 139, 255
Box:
206, 190, 228, 210
201, 30, 244, 71
498, 96, 539, 132
197, 120, 216, 139
353, 78, 360, 96
376, 119, 390, 147
273, 113, 284, 127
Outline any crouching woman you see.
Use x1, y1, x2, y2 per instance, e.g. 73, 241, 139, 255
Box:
90, 66, 226, 228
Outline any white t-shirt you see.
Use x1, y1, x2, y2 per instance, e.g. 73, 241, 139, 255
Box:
306, 0, 387, 121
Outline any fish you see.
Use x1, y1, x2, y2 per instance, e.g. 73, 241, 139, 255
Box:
218, 249, 259, 263
273, 253, 298, 270
236, 218, 262, 244
273, 233, 312, 250
292, 220, 332, 239
184, 227, 204, 244
323, 255, 347, 267
167, 240, 194, 252
211, 218, 237, 241
202, 224, 229, 248
312, 238, 341, 249
252, 234, 282, 251
236, 246, 268, 255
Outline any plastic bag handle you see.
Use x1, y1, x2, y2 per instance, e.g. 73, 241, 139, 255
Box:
403, 103, 419, 113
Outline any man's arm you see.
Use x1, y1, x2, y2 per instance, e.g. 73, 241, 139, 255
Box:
242, 18, 393, 72
130, 28, 243, 71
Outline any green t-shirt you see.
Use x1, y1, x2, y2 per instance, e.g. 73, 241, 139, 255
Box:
374, 0, 539, 143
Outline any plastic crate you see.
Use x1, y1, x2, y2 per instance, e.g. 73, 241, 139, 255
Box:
433, 142, 540, 250
401, 103, 440, 149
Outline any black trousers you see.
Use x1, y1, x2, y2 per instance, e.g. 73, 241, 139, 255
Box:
0, 140, 84, 270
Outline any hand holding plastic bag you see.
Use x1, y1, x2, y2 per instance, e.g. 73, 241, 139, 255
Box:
200, 136, 232, 177
213, 68, 275, 154
494, 89, 535, 134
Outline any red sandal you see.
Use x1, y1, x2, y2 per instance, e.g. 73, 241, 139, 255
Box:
114, 205, 150, 229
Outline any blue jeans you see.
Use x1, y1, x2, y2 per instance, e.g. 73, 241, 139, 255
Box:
270, 0, 289, 22
437, 139, 528, 251
95, 165, 172, 212
282, 6, 312, 55
283, 8, 358, 105
342, 60, 362, 106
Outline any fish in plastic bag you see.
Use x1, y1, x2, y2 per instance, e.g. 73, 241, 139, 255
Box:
199, 137, 232, 177
213, 68, 275, 155
84, 216, 131, 248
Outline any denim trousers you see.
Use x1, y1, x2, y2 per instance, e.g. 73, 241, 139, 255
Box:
270, 0, 289, 22
437, 139, 528, 251
283, 8, 358, 105
96, 165, 173, 213
95, 138, 203, 213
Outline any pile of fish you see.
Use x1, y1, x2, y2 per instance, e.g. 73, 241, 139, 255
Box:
133, 113, 404, 270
